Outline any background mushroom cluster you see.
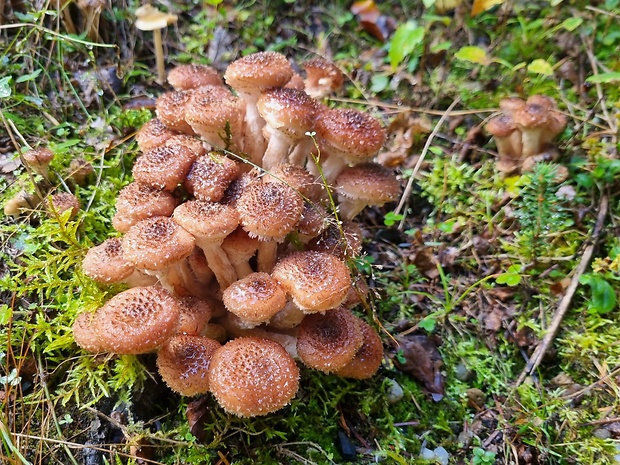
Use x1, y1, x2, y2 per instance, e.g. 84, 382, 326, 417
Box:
74, 52, 400, 417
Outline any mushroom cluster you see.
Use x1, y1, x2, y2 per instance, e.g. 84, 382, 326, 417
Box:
485, 95, 568, 174
74, 52, 400, 417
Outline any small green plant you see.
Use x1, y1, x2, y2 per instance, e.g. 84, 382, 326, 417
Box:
472, 447, 496, 465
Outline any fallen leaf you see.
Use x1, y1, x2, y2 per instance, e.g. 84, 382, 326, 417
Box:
393, 334, 444, 401
351, 0, 396, 42
471, 0, 505, 16
186, 396, 211, 442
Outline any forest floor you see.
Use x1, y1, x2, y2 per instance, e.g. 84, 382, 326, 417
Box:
1, 0, 620, 464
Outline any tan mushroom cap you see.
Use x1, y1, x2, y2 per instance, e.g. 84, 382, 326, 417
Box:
333, 320, 383, 379
177, 296, 215, 335
122, 216, 195, 271
296, 201, 327, 242
185, 86, 245, 149
164, 134, 208, 158
92, 286, 180, 354
47, 192, 80, 219
73, 312, 105, 353
307, 220, 363, 260
485, 114, 517, 138
69, 158, 94, 186
132, 143, 196, 191
303, 57, 345, 98
135, 118, 180, 151
223, 51, 294, 94
22, 147, 54, 174
263, 163, 319, 200
271, 250, 352, 312
208, 337, 300, 417
296, 307, 364, 373
222, 272, 287, 324
135, 4, 177, 31
499, 96, 526, 114
173, 200, 239, 243
315, 108, 386, 163
156, 334, 221, 396
221, 171, 256, 207
167, 64, 224, 91
184, 153, 240, 202
236, 180, 304, 242
285, 72, 305, 90
257, 87, 318, 140
156, 90, 196, 135
112, 182, 179, 233
82, 237, 135, 283
335, 163, 401, 220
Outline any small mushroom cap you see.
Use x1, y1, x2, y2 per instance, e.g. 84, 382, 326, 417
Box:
122, 216, 195, 271
135, 118, 180, 151
272, 251, 352, 312
499, 97, 526, 114
22, 147, 54, 169
307, 220, 363, 260
184, 153, 240, 202
208, 337, 300, 417
156, 334, 221, 396
167, 64, 224, 91
82, 237, 135, 283
112, 182, 179, 233
222, 272, 287, 324
135, 4, 178, 31
335, 163, 401, 206
513, 103, 551, 129
333, 320, 383, 379
224, 51, 294, 95
69, 158, 95, 186
173, 200, 239, 242
303, 58, 345, 98
177, 296, 215, 335
47, 193, 80, 218
257, 87, 319, 140
315, 108, 386, 163
236, 180, 304, 242
485, 114, 517, 138
263, 163, 319, 200
296, 307, 364, 373
92, 286, 180, 354
132, 143, 196, 191
73, 312, 105, 353
156, 90, 196, 135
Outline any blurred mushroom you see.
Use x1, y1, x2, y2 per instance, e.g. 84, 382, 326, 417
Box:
167, 64, 223, 91
69, 158, 95, 186
135, 4, 178, 85
47, 192, 80, 219
22, 147, 54, 179
302, 57, 344, 99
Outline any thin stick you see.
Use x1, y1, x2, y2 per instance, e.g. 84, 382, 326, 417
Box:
394, 98, 460, 221
516, 194, 609, 385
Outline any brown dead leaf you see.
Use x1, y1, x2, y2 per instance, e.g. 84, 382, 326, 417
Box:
409, 230, 440, 279
393, 334, 444, 401
377, 112, 431, 167
471, 0, 505, 16
350, 0, 396, 43
186, 396, 211, 442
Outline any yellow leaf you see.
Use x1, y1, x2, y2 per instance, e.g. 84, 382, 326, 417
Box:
471, 0, 505, 16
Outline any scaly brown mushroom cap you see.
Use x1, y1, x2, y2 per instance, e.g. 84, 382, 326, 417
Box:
73, 312, 105, 353
263, 163, 320, 201
135, 118, 180, 151
156, 90, 196, 135
513, 103, 551, 158
82, 237, 135, 284
47, 192, 80, 219
184, 153, 240, 202
296, 307, 364, 373
177, 296, 215, 335
112, 182, 179, 233
315, 108, 386, 182
167, 64, 224, 91
92, 286, 180, 354
208, 337, 300, 417
334, 163, 401, 221
132, 143, 196, 191
302, 57, 345, 99
257, 87, 319, 169
122, 216, 195, 271
222, 272, 287, 325
156, 334, 221, 396
499, 97, 526, 115
333, 320, 383, 379
271, 251, 352, 312
185, 86, 245, 150
306, 220, 363, 260
485, 114, 523, 173
224, 51, 294, 95
22, 147, 54, 177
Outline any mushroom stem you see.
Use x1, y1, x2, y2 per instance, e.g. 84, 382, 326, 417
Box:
256, 240, 278, 273
153, 27, 166, 85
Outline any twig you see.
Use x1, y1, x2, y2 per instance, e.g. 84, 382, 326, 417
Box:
516, 194, 609, 385
394, 98, 460, 222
